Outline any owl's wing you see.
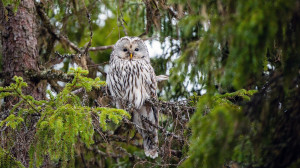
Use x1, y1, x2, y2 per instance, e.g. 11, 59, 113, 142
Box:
134, 62, 159, 158
143, 63, 157, 98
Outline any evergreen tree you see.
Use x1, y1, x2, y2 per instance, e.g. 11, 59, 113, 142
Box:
0, 0, 299, 167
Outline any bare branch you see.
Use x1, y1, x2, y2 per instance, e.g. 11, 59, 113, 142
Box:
145, 98, 195, 116
48, 80, 63, 93
82, 0, 93, 56
35, 2, 81, 53
118, 13, 128, 36
156, 75, 169, 82
71, 88, 85, 95
85, 56, 107, 77
88, 45, 114, 51
45, 52, 76, 68
141, 116, 184, 141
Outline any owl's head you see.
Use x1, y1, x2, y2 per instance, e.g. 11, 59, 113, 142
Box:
112, 36, 150, 62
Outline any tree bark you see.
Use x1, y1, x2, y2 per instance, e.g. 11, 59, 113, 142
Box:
0, 0, 46, 108
0, 0, 46, 166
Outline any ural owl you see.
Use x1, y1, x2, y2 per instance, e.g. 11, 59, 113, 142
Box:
106, 36, 159, 158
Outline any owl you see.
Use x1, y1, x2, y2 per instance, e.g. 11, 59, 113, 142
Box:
106, 36, 159, 158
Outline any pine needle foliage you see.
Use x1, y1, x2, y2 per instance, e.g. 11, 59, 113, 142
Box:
0, 148, 24, 168
0, 68, 130, 168
182, 89, 257, 168
170, 0, 296, 91
167, 0, 300, 166
1, 0, 21, 13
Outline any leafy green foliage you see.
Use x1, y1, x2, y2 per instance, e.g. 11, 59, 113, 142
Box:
0, 68, 130, 168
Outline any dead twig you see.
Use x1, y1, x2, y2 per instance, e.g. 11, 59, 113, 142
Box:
82, 0, 93, 56
118, 12, 128, 36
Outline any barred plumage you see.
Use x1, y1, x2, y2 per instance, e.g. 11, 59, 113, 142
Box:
106, 36, 159, 158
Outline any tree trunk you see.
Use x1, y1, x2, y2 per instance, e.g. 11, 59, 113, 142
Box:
0, 0, 46, 166
0, 0, 46, 101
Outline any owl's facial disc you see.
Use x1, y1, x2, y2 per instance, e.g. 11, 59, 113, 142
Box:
114, 37, 149, 61
129, 41, 147, 60
120, 43, 134, 60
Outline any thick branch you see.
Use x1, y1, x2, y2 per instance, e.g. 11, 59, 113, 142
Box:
26, 69, 73, 82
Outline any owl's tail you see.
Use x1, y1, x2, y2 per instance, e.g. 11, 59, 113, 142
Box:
133, 105, 159, 159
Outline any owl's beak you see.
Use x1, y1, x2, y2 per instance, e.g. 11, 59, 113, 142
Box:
130, 53, 133, 60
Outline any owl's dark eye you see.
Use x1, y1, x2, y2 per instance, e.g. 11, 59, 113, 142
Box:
123, 48, 128, 52
135, 48, 139, 51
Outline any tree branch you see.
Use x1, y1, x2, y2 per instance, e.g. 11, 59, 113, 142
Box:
48, 80, 63, 93
118, 13, 128, 36
45, 52, 76, 68
26, 69, 73, 82
88, 45, 114, 51
145, 98, 195, 116
82, 0, 93, 56
141, 116, 184, 141
35, 2, 81, 53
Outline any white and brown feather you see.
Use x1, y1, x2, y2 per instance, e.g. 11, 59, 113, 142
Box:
106, 36, 159, 158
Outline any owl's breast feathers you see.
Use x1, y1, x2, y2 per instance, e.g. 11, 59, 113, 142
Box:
107, 59, 157, 109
